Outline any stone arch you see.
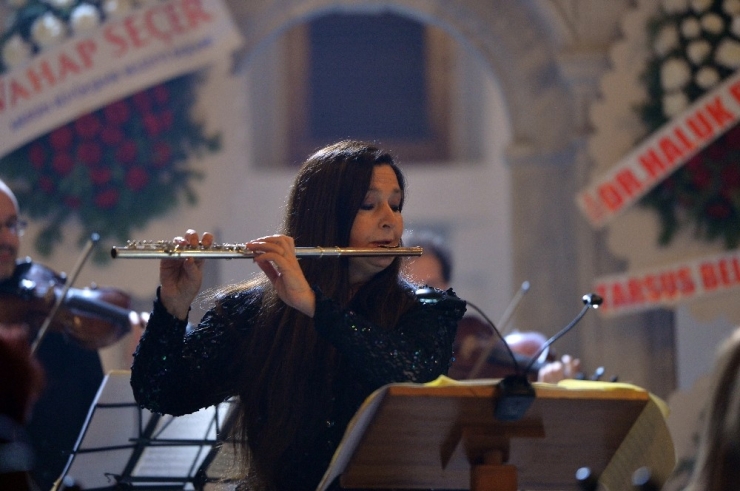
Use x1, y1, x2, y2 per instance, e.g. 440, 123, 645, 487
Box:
214, 0, 675, 398
224, 0, 584, 326
224, 0, 576, 154
221, 0, 598, 368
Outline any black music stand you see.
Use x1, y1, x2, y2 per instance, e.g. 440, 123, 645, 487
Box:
58, 370, 237, 490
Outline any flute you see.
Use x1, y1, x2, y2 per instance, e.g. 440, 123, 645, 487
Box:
111, 241, 423, 259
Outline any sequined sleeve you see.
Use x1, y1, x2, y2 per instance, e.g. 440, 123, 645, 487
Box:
313, 287, 465, 388
130, 288, 259, 416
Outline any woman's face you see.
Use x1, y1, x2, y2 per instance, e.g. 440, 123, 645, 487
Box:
348, 164, 404, 286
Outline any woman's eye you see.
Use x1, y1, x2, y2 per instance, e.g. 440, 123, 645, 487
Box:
359, 203, 374, 210
391, 204, 401, 212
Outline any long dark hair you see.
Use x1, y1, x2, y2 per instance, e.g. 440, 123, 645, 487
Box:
689, 327, 740, 491
226, 140, 415, 489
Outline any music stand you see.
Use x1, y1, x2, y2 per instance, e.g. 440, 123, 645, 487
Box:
318, 378, 675, 491
58, 370, 237, 490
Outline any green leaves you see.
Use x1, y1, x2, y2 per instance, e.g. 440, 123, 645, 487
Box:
0, 74, 214, 263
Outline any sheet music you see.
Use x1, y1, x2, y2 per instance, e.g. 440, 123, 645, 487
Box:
133, 407, 223, 481
599, 395, 675, 491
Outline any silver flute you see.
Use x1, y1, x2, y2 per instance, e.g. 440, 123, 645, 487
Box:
111, 240, 423, 259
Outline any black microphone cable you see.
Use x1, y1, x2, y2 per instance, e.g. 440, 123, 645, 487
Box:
523, 293, 603, 376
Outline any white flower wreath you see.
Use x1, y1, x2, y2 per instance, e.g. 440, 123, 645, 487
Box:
588, 0, 740, 323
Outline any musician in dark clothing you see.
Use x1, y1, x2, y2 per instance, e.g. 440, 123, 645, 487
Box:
131, 140, 467, 490
26, 331, 103, 490
0, 179, 104, 490
0, 326, 45, 491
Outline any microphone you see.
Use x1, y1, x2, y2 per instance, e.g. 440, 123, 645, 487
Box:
522, 293, 602, 375
418, 285, 539, 423
494, 293, 602, 421
416, 285, 535, 421
417, 287, 603, 420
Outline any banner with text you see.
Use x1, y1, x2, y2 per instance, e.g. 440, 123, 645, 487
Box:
0, 0, 242, 159
576, 69, 740, 228
593, 249, 740, 317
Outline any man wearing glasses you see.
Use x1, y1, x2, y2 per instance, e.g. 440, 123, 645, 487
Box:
0, 180, 25, 279
0, 179, 105, 490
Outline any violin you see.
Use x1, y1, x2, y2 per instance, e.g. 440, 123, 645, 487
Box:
0, 258, 134, 350
448, 316, 551, 380
449, 316, 610, 382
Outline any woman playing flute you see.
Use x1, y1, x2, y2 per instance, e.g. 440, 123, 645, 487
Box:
130, 140, 467, 491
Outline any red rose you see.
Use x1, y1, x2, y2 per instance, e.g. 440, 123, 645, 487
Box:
94, 188, 119, 209
104, 100, 130, 125
74, 113, 101, 139
38, 176, 55, 193
152, 142, 171, 168
690, 166, 712, 189
159, 110, 174, 131
132, 91, 151, 111
101, 126, 124, 146
89, 166, 113, 185
115, 140, 138, 164
51, 153, 75, 176
151, 84, 169, 105
125, 166, 148, 191
721, 164, 740, 188
143, 113, 160, 136
77, 142, 103, 166
706, 202, 731, 219
685, 155, 703, 171
28, 143, 46, 169
724, 124, 740, 149
64, 196, 81, 209
49, 125, 74, 150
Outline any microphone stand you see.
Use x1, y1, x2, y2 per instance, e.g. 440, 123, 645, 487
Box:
494, 293, 603, 421
523, 294, 602, 375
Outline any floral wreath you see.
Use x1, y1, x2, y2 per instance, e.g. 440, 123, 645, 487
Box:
0, 0, 219, 262
639, 0, 740, 248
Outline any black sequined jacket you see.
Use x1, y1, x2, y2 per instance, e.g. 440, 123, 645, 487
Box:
130, 284, 466, 490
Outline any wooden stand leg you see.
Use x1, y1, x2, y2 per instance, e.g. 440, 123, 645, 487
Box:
470, 450, 518, 491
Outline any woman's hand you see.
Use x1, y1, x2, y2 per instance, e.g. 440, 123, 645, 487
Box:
247, 235, 315, 317
159, 229, 213, 320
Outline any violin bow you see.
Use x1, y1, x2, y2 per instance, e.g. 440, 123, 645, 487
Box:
467, 280, 530, 379
31, 233, 100, 354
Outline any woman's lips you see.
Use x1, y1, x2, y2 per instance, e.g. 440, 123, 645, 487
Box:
0, 246, 15, 260
371, 241, 397, 248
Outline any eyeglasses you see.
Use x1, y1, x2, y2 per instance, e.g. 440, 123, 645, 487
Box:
0, 219, 27, 236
